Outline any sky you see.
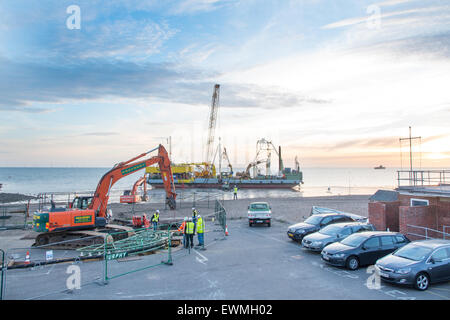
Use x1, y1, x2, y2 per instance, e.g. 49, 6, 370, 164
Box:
0, 0, 449, 169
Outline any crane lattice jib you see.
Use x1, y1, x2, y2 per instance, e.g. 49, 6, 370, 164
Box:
205, 84, 220, 165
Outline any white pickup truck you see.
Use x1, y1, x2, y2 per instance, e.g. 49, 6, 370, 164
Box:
248, 202, 272, 227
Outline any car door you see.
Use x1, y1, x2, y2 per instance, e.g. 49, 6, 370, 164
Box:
379, 236, 397, 258
319, 216, 334, 229
427, 247, 450, 282
359, 236, 382, 266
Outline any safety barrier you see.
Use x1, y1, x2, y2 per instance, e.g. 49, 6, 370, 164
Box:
173, 190, 224, 209
0, 198, 228, 299
0, 203, 30, 231
214, 200, 227, 238
101, 224, 175, 282
0, 249, 4, 300
2, 235, 104, 300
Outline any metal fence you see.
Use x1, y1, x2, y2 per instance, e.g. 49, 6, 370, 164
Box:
214, 199, 227, 238
0, 203, 30, 231
406, 224, 450, 240
2, 235, 105, 300
101, 225, 175, 282
397, 170, 450, 188
0, 195, 228, 300
172, 190, 224, 209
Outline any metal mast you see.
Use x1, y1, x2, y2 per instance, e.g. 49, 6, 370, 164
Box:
205, 84, 220, 166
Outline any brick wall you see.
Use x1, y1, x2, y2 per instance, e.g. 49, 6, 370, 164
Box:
399, 205, 438, 240
368, 201, 400, 231
368, 202, 386, 231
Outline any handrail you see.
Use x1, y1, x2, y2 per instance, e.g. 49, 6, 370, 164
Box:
406, 224, 450, 240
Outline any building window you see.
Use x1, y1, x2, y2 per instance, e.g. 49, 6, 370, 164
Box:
410, 198, 429, 207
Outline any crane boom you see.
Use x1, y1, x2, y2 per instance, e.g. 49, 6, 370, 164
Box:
205, 84, 220, 166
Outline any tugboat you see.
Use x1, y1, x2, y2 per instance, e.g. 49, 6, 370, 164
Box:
374, 165, 386, 170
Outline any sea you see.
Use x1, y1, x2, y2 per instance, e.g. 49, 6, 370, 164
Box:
0, 167, 401, 203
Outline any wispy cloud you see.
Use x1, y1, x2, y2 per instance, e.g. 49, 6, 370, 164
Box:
322, 5, 449, 30
169, 0, 234, 15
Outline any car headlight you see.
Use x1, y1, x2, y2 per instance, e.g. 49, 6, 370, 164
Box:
334, 253, 346, 258
395, 268, 411, 275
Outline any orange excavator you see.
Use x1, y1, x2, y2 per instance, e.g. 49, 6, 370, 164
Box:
120, 175, 149, 204
32, 145, 176, 246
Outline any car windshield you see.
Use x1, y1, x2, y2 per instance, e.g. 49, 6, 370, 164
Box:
340, 234, 367, 247
304, 215, 323, 226
393, 244, 433, 261
319, 225, 342, 236
250, 203, 268, 210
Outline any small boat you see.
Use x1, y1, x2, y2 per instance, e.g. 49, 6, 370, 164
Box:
374, 165, 386, 170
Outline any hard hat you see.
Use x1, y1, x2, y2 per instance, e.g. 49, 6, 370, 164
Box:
184, 217, 188, 221
192, 207, 196, 211
197, 215, 201, 218
188, 217, 193, 221
156, 210, 160, 213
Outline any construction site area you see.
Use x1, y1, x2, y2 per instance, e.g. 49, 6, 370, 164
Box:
1, 84, 449, 301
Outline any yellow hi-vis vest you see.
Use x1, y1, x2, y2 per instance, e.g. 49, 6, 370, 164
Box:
197, 217, 205, 234
234, 187, 238, 193
152, 213, 159, 222
185, 222, 195, 234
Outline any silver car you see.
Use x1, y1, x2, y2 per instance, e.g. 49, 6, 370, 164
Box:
375, 239, 450, 290
302, 222, 375, 252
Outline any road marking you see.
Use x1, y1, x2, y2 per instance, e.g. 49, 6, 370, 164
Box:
426, 290, 450, 300
194, 249, 208, 265
431, 287, 450, 292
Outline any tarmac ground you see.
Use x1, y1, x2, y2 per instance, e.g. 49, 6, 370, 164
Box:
3, 217, 449, 300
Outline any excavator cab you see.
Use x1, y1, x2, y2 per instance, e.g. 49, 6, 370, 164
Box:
69, 196, 93, 209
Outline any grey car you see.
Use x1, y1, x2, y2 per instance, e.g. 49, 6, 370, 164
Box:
375, 239, 450, 291
302, 222, 375, 252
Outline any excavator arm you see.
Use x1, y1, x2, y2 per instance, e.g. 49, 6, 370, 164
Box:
90, 144, 176, 217
131, 176, 147, 196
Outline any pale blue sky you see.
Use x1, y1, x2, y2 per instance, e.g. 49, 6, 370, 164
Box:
0, 0, 449, 168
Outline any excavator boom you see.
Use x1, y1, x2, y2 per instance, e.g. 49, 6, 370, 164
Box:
33, 145, 176, 239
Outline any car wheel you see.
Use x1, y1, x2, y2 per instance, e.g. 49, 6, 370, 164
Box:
414, 273, 430, 291
267, 222, 271, 227
346, 256, 359, 270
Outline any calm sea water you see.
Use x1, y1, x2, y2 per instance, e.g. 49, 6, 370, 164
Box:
0, 167, 401, 202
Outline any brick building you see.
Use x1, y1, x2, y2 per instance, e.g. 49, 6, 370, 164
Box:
368, 170, 450, 240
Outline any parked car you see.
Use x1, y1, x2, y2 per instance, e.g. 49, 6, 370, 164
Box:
321, 231, 410, 270
375, 239, 450, 291
287, 213, 356, 242
302, 222, 376, 252
248, 202, 272, 227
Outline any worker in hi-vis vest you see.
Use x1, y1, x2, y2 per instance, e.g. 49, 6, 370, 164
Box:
151, 210, 160, 231
184, 217, 195, 249
196, 215, 205, 247
179, 217, 187, 247
233, 185, 238, 200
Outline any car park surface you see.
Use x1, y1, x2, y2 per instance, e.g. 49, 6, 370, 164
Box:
375, 239, 450, 291
302, 222, 375, 252
321, 231, 410, 270
4, 220, 449, 300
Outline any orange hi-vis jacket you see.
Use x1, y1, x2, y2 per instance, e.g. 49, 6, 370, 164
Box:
178, 221, 186, 232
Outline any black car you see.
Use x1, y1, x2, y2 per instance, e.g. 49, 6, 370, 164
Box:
287, 213, 356, 242
321, 231, 410, 270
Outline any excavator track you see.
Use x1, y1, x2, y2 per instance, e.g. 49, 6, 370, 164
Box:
33, 224, 135, 250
